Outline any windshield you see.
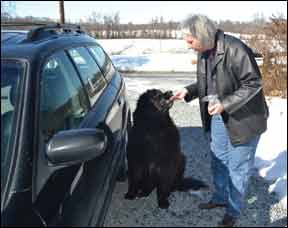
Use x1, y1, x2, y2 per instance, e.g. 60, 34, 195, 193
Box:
1, 60, 24, 191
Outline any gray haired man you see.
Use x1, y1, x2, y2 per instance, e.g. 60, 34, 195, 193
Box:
171, 15, 269, 227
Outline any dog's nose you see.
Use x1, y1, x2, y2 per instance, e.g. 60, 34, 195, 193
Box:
164, 91, 173, 99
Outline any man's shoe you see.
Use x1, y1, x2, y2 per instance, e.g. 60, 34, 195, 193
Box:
198, 201, 227, 209
217, 214, 237, 227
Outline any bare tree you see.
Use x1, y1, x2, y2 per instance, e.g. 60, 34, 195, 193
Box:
103, 15, 113, 38
252, 12, 266, 26
127, 23, 131, 38
113, 12, 120, 38
247, 14, 287, 97
88, 11, 102, 24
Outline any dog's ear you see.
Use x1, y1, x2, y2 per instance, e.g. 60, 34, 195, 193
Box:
163, 90, 173, 99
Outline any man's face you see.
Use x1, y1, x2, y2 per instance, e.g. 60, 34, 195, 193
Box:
183, 33, 205, 53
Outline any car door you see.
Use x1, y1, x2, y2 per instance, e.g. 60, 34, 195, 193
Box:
32, 50, 93, 225
1, 60, 43, 226
32, 46, 126, 226
57, 47, 126, 226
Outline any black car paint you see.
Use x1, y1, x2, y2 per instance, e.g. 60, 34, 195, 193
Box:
1, 31, 130, 226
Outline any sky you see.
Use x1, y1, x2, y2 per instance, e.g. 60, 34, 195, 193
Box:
12, 1, 287, 24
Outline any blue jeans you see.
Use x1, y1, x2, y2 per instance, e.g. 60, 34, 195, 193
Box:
209, 114, 260, 218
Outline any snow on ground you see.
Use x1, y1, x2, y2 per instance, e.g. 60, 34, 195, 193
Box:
102, 38, 287, 209
254, 97, 287, 209
97, 39, 198, 72
98, 37, 263, 72
97, 39, 191, 55
111, 53, 197, 72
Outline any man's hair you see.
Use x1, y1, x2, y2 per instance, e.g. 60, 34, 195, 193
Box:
180, 14, 218, 50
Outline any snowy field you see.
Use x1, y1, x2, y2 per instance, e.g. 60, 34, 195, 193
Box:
98, 38, 287, 210
98, 38, 198, 72
97, 36, 263, 72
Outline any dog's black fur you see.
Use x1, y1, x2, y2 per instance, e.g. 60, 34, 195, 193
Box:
125, 89, 208, 209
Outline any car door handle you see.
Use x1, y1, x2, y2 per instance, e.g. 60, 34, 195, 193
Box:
117, 96, 124, 106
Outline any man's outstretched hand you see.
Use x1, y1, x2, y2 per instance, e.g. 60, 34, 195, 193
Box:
170, 88, 188, 101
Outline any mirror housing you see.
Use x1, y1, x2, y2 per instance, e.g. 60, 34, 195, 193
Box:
46, 128, 107, 166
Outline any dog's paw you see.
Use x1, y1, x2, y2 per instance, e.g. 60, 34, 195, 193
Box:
124, 192, 136, 200
137, 190, 150, 198
158, 200, 170, 209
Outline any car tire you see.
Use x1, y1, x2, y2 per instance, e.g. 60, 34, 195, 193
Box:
116, 130, 128, 182
116, 156, 127, 182
116, 112, 131, 182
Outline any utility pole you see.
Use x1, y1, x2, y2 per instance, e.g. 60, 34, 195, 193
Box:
59, 1, 65, 24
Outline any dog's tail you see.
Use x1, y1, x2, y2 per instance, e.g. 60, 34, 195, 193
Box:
175, 177, 209, 192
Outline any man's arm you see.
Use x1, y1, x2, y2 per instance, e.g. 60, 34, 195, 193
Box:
184, 82, 199, 102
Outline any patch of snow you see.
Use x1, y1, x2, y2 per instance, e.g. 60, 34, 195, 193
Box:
112, 53, 197, 72
255, 97, 287, 209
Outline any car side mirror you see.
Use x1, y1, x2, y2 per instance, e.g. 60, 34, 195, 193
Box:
46, 128, 107, 166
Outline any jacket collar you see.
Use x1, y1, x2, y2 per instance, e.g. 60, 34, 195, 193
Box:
215, 29, 225, 55
197, 29, 225, 74
211, 29, 225, 72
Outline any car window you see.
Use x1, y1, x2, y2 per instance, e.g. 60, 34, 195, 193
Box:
1, 60, 24, 190
40, 51, 90, 142
68, 47, 107, 106
88, 45, 115, 81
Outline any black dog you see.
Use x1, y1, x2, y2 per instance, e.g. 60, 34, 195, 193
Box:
125, 89, 208, 209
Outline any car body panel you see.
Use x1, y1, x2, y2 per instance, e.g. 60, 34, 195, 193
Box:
1, 27, 130, 226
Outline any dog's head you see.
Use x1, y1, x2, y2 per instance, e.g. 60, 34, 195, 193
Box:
136, 89, 174, 114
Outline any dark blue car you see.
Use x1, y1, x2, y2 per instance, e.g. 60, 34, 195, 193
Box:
1, 24, 130, 226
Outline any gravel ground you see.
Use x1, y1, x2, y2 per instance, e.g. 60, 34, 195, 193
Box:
104, 78, 287, 227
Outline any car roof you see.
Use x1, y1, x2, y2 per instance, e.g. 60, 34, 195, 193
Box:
1, 24, 100, 61
1, 30, 28, 44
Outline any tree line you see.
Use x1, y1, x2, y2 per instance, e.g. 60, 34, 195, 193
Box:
1, 9, 272, 39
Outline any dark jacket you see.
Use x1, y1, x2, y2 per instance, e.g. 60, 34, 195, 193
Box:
184, 30, 269, 145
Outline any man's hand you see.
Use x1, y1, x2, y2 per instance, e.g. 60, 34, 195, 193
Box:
208, 103, 224, 115
170, 88, 188, 101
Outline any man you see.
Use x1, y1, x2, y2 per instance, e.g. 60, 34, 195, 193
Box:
170, 15, 269, 227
